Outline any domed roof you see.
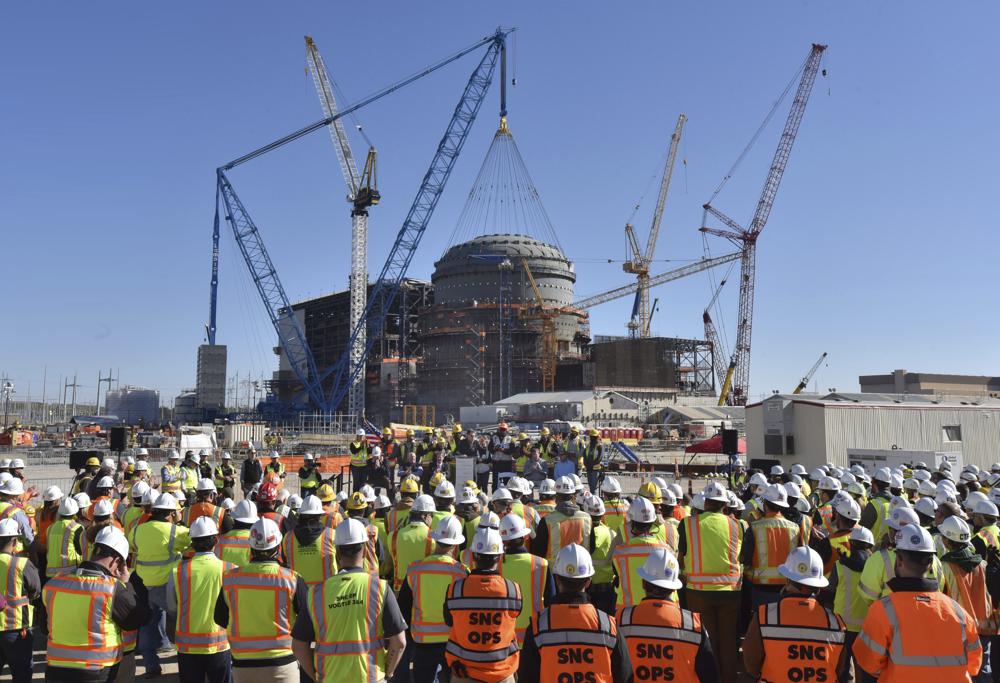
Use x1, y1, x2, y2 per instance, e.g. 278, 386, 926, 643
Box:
438, 234, 568, 265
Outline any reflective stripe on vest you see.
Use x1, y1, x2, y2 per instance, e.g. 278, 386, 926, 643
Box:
215, 531, 252, 567
613, 537, 668, 607
390, 522, 433, 592
592, 524, 614, 585
309, 571, 385, 683
858, 593, 978, 669
759, 597, 845, 683
44, 571, 122, 670
281, 528, 337, 587
534, 604, 616, 683
174, 554, 232, 654
46, 519, 82, 577
445, 576, 521, 678
618, 600, 703, 681
0, 555, 31, 631
407, 556, 468, 643
500, 553, 546, 644
869, 496, 891, 543
222, 563, 298, 660
683, 512, 742, 590
749, 515, 800, 585
834, 559, 868, 632
545, 511, 591, 563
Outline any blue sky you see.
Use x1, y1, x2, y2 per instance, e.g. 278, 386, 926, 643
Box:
3, 2, 999, 406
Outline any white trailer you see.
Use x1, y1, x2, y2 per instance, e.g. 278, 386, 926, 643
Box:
847, 448, 962, 476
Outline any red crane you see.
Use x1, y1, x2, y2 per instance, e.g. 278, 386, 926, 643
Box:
702, 43, 826, 406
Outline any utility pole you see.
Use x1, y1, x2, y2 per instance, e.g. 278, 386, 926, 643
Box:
69, 373, 79, 419
96, 369, 113, 416
1, 379, 14, 430
40, 366, 47, 426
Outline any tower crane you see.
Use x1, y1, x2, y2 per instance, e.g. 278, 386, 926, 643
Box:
305, 35, 380, 418
702, 44, 826, 406
702, 279, 730, 392
792, 351, 827, 394
643, 297, 659, 337
623, 114, 686, 337
519, 257, 565, 392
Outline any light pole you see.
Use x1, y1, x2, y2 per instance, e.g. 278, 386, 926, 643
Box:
2, 381, 14, 430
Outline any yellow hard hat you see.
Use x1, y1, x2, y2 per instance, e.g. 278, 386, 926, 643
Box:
347, 491, 369, 511
406, 429, 414, 437
316, 484, 336, 503
86, 457, 101, 467
518, 432, 528, 440
464, 479, 480, 494
400, 478, 420, 495
570, 425, 580, 434
430, 472, 446, 488
541, 427, 550, 436
638, 481, 663, 505
383, 427, 393, 436
434, 428, 443, 436
452, 424, 462, 433
588, 428, 600, 437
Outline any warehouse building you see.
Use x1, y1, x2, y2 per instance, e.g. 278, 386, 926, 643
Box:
746, 393, 1000, 470
860, 369, 1000, 399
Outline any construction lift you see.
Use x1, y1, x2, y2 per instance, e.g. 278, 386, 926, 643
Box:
623, 114, 686, 338
703, 44, 827, 406
208, 29, 514, 415
305, 35, 379, 419
792, 352, 827, 394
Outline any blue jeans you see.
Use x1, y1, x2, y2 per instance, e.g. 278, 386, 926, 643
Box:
178, 651, 232, 683
586, 469, 601, 493
0, 629, 33, 683
138, 584, 170, 672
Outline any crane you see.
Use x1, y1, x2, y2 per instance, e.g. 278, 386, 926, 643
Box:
701, 44, 826, 406
643, 297, 659, 337
702, 279, 730, 392
305, 35, 380, 418
623, 114, 686, 337
519, 257, 564, 392
792, 352, 827, 394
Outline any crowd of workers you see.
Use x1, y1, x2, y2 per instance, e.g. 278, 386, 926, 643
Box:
0, 427, 996, 682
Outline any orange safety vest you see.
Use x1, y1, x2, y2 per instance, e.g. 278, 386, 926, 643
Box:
942, 559, 994, 635
757, 595, 846, 683
681, 511, 742, 591
260, 510, 285, 528
818, 503, 835, 534
543, 510, 591, 563
617, 599, 704, 683
749, 513, 800, 586
532, 602, 617, 683
853, 590, 981, 682
183, 502, 224, 529
444, 574, 522, 681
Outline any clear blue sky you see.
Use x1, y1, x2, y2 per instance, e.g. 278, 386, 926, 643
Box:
3, 2, 999, 406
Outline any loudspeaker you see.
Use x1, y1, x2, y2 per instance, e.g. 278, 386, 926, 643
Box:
721, 429, 739, 455
69, 450, 102, 470
109, 427, 128, 452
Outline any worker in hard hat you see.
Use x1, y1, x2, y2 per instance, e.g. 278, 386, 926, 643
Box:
743, 546, 848, 681
860, 505, 944, 607
443, 525, 523, 682
562, 426, 585, 475
70, 456, 100, 495
581, 428, 604, 493
0, 517, 40, 683
489, 423, 515, 492
616, 547, 718, 682
498, 513, 553, 646
534, 479, 557, 517
240, 450, 263, 497
387, 477, 419, 533
535, 427, 556, 467
167, 517, 232, 683
218, 518, 308, 682
813, 475, 842, 534
584, 496, 617, 615
293, 452, 320, 496
345, 491, 381, 573
180, 451, 201, 505
611, 497, 669, 609
388, 494, 436, 592
506, 477, 539, 534
265, 451, 285, 484
348, 429, 371, 491
742, 483, 801, 609
34, 485, 64, 574
84, 499, 123, 559
213, 452, 237, 500
598, 476, 627, 539
421, 451, 449, 495
280, 495, 336, 588
860, 467, 894, 544
449, 423, 472, 458
123, 484, 154, 539
971, 498, 1000, 556
183, 478, 232, 532
158, 450, 182, 497
455, 486, 482, 542
292, 518, 407, 683
255, 481, 285, 529
531, 476, 593, 563
215, 500, 258, 568
398, 429, 419, 481
827, 524, 875, 672
368, 446, 393, 495
518, 544, 631, 683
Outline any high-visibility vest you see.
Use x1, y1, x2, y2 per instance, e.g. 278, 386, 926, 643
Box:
613, 535, 669, 607
617, 599, 703, 681
390, 521, 433, 592
510, 500, 536, 534
867, 495, 892, 543
161, 465, 182, 493
757, 596, 846, 683
860, 548, 943, 601
681, 511, 742, 591
349, 440, 370, 468
543, 510, 592, 563
36, 505, 59, 545
834, 556, 869, 632
406, 554, 468, 643
298, 467, 322, 491
44, 570, 122, 670
385, 504, 412, 534
173, 553, 233, 654
360, 521, 380, 574
0, 554, 31, 631
592, 524, 615, 586
183, 502, 224, 529
532, 603, 617, 683
977, 524, 1000, 551
853, 590, 981, 682
501, 552, 547, 645
46, 518, 82, 577
266, 462, 286, 477
534, 501, 556, 517
113, 500, 129, 524
133, 520, 189, 587
797, 512, 814, 546
181, 466, 199, 492
322, 509, 344, 532
122, 507, 146, 539
307, 570, 386, 683
222, 561, 298, 660
215, 529, 253, 568
942, 558, 994, 635
748, 514, 800, 585
620, 517, 669, 546
602, 499, 628, 539
281, 528, 337, 587
818, 503, 835, 534
444, 574, 522, 681
214, 464, 237, 490
825, 529, 852, 576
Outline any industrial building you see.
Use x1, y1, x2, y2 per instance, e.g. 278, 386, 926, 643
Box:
860, 369, 1000, 399
746, 392, 1000, 470
104, 386, 160, 425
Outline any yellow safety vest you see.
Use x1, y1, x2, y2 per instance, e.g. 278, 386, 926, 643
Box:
281, 528, 337, 587
161, 465, 182, 493
181, 466, 199, 491
544, 510, 592, 563
612, 535, 668, 607
308, 570, 386, 683
602, 499, 628, 539
46, 518, 82, 577
977, 524, 1000, 551
214, 529, 253, 568
0, 554, 32, 631
859, 547, 943, 602
173, 553, 233, 654
681, 511, 742, 591
222, 561, 299, 661
591, 524, 615, 586
132, 520, 190, 587
390, 522, 434, 592
834, 557, 869, 633
500, 552, 547, 646
385, 505, 412, 534
214, 463, 237, 490
406, 554, 468, 643
868, 495, 892, 543
44, 570, 122, 670
350, 441, 370, 468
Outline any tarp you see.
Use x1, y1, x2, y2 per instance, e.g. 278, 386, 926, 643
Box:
685, 434, 746, 454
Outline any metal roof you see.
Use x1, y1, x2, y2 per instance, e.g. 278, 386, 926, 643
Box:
659, 405, 745, 421
495, 390, 618, 405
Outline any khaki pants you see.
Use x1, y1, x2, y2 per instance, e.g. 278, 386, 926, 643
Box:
685, 588, 742, 683
232, 660, 298, 683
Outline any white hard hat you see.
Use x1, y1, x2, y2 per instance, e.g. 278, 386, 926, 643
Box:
939, 479, 958, 493
168, 450, 180, 460
141, 488, 157, 506
913, 469, 931, 482
499, 513, 530, 541
729, 493, 746, 512
95, 476, 114, 489
490, 488, 513, 503
199, 448, 211, 457
903, 478, 919, 492
553, 543, 594, 579
777, 546, 828, 588
458, 487, 478, 505
73, 492, 91, 508
627, 497, 657, 524
668, 483, 683, 500
748, 472, 768, 488
940, 515, 972, 544
789, 473, 804, 486
269, 450, 280, 459
703, 480, 729, 503
301, 452, 314, 462
850, 464, 866, 477
137, 447, 149, 456
196, 478, 217, 492
249, 518, 282, 550
586, 497, 606, 516
0, 459, 10, 468
818, 476, 841, 492
763, 484, 789, 508
960, 471, 978, 484
936, 490, 959, 506
102, 458, 115, 470
896, 523, 935, 553
508, 477, 531, 495
432, 515, 465, 546
889, 495, 911, 511
94, 526, 129, 561
411, 494, 436, 513
434, 481, 456, 499
220, 498, 235, 511
833, 495, 861, 521
839, 472, 857, 486
809, 468, 826, 482
152, 493, 178, 511
374, 494, 391, 511
222, 451, 232, 460
173, 491, 186, 503
690, 492, 705, 511
356, 429, 366, 437
965, 491, 989, 513
939, 460, 952, 472
0, 519, 19, 538
849, 525, 875, 545
790, 464, 807, 476
795, 497, 811, 514
477, 510, 501, 530
125, 456, 135, 465
190, 453, 200, 464
914, 497, 938, 518
917, 481, 937, 497
783, 482, 802, 500
989, 488, 1000, 507
770, 465, 784, 476
965, 464, 981, 475
976, 500, 1000, 518
298, 496, 324, 516
873, 467, 892, 484
370, 446, 382, 458
600, 476, 622, 495
59, 497, 80, 517
93, 499, 115, 518
636, 547, 683, 590
660, 487, 678, 506
888, 506, 920, 531
0, 478, 24, 497
190, 517, 220, 539
232, 500, 259, 524
470, 526, 504, 556
359, 484, 376, 503
539, 479, 556, 496
334, 518, 368, 547
136, 461, 149, 472
9, 459, 24, 469
43, 486, 64, 502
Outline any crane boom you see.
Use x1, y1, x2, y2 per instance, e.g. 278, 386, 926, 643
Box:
644, 114, 686, 263
793, 351, 827, 394
304, 36, 361, 196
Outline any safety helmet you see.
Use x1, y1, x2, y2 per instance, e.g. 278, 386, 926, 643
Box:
729, 492, 746, 512
429, 472, 446, 489
789, 474, 804, 486
976, 500, 1000, 519
763, 484, 789, 508
406, 429, 415, 437
555, 476, 575, 495
285, 495, 302, 511
569, 474, 584, 492
888, 505, 920, 532
540, 427, 550, 436
627, 497, 657, 524
539, 479, 557, 496
356, 429, 366, 437
344, 492, 367, 512
636, 547, 683, 591
783, 482, 802, 501
232, 500, 259, 524
586, 497, 606, 517
965, 490, 989, 513
8, 458, 23, 470
95, 476, 114, 490
95, 527, 129, 561
140, 488, 157, 506
256, 481, 278, 503
196, 478, 217, 493
357, 484, 375, 503
917, 480, 937, 497
913, 469, 931, 482
847, 482, 867, 499
989, 487, 1000, 507
690, 492, 706, 511
73, 493, 91, 510
849, 526, 875, 546
334, 518, 367, 546
553, 544, 594, 579
960, 470, 978, 484
833, 495, 861, 521
0, 519, 19, 539
221, 451, 232, 460
432, 516, 465, 546
914, 496, 938, 519
43, 485, 64, 502
902, 478, 919, 492
463, 480, 480, 494
748, 472, 768, 489
839, 472, 857, 487
588, 429, 600, 437
638, 481, 662, 505
667, 483, 683, 501
382, 427, 393, 436
809, 468, 826, 482
940, 515, 972, 544
249, 518, 281, 550
458, 487, 479, 506
93, 499, 115, 518
470, 527, 504, 556
374, 494, 391, 511
189, 453, 201, 464
399, 478, 420, 495
477, 511, 501, 530
895, 523, 935, 553
453, 424, 463, 434
430, 481, 453, 500
889, 495, 911, 511
789, 464, 807, 476
850, 464, 866, 477
660, 487, 678, 507
315, 484, 336, 503
499, 514, 530, 541
817, 476, 841, 492
59, 497, 80, 517
777, 546, 828, 588
491, 488, 513, 503
190, 517, 220, 539
298, 496, 324, 516
136, 461, 149, 472
410, 494, 436, 514
770, 465, 784, 477
152, 492, 179, 511
702, 480, 729, 503
570, 425, 580, 434
873, 467, 892, 485
85, 456, 101, 467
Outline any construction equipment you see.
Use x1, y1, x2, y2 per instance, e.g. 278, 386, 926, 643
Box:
623, 114, 686, 338
702, 280, 730, 393
305, 35, 380, 418
643, 298, 659, 337
792, 352, 827, 394
519, 258, 561, 392
702, 44, 826, 406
